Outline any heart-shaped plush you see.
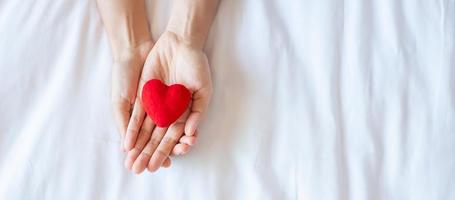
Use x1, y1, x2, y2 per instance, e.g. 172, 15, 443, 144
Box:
141, 79, 191, 127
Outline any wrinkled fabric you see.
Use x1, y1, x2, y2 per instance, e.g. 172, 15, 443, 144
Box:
0, 0, 454, 199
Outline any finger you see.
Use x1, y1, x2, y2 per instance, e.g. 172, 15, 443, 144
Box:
161, 157, 171, 168
112, 98, 132, 140
124, 116, 154, 151
171, 131, 198, 156
171, 132, 198, 156
184, 88, 212, 136
124, 147, 141, 170
179, 135, 198, 146
123, 117, 154, 169
131, 127, 167, 173
124, 99, 146, 151
171, 143, 190, 156
148, 122, 185, 172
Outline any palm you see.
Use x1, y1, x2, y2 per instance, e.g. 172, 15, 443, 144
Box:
143, 32, 211, 97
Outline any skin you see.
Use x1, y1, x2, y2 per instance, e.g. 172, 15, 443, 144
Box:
97, 0, 219, 173
96, 0, 194, 169
125, 31, 213, 173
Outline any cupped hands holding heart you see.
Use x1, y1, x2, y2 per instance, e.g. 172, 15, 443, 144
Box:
97, 0, 218, 173
122, 31, 213, 173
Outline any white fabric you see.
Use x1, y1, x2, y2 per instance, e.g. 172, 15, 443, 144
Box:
0, 0, 454, 199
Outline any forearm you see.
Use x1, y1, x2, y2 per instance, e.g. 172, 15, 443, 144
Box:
96, 0, 151, 60
166, 0, 220, 50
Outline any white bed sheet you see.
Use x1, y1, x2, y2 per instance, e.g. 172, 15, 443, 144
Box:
0, 0, 454, 199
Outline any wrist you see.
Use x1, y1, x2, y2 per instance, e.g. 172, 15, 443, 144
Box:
165, 25, 206, 51
97, 0, 152, 60
108, 17, 151, 59
165, 0, 219, 50
112, 40, 153, 62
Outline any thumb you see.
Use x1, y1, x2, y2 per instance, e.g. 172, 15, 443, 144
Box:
112, 98, 132, 140
184, 87, 212, 136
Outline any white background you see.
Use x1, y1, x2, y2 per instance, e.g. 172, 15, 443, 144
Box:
0, 0, 454, 199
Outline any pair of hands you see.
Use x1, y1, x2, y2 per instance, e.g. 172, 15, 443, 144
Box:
111, 31, 212, 173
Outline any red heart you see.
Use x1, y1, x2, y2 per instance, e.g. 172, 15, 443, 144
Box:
141, 79, 191, 127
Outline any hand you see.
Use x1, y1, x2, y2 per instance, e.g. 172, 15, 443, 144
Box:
123, 31, 213, 173
111, 41, 152, 142
111, 40, 197, 170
